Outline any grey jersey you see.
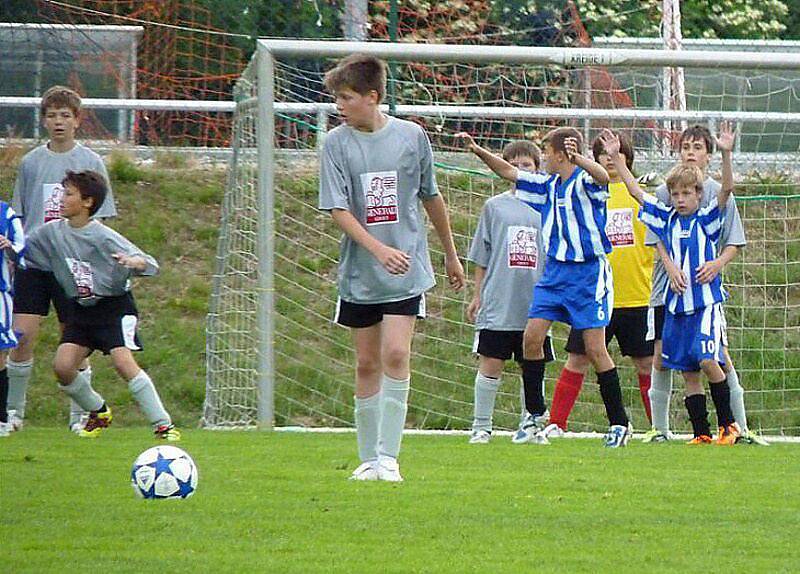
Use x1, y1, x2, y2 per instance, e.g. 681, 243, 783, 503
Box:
646, 177, 746, 306
468, 191, 545, 331
318, 116, 438, 304
25, 219, 157, 306
12, 143, 117, 234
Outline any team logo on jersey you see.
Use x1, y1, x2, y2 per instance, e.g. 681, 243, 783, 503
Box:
361, 170, 399, 226
65, 257, 94, 298
43, 183, 65, 223
606, 208, 635, 247
507, 226, 538, 269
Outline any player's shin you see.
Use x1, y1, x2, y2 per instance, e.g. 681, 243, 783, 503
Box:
7, 358, 33, 419
128, 370, 171, 427
378, 374, 409, 459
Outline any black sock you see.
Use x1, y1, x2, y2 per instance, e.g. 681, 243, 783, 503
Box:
521, 359, 547, 417
597, 367, 629, 426
95, 403, 108, 415
709, 378, 734, 428
0, 368, 8, 423
685, 394, 711, 437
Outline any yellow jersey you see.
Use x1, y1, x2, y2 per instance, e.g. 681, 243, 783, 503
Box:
606, 181, 654, 308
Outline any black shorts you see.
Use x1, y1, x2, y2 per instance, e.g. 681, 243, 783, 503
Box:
646, 305, 666, 343
473, 330, 555, 363
61, 314, 142, 355
565, 306, 654, 358
334, 295, 425, 329
12, 267, 72, 322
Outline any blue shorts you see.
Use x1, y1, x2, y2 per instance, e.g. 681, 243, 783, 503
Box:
661, 303, 726, 372
528, 257, 613, 330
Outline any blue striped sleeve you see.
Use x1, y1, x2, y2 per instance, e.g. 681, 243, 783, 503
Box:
697, 198, 723, 244
515, 170, 551, 211
579, 170, 610, 202
638, 193, 672, 240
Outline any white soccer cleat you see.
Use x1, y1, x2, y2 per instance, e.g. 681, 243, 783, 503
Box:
377, 456, 403, 482
468, 429, 491, 444
604, 423, 632, 448
348, 461, 378, 481
0, 421, 12, 437
540, 423, 565, 439
511, 411, 549, 444
7, 410, 23, 432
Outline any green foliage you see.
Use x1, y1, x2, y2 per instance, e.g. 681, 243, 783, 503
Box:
3, 430, 800, 572
107, 151, 147, 184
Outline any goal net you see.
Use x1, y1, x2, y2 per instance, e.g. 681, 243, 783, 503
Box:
204, 41, 800, 436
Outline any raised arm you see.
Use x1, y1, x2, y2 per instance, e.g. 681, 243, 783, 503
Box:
565, 137, 609, 185
598, 129, 645, 204
455, 132, 518, 182
715, 121, 735, 208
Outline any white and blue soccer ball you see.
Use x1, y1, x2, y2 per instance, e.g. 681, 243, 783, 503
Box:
131, 445, 198, 499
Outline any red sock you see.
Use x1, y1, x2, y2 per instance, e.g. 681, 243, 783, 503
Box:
638, 372, 652, 423
549, 368, 584, 431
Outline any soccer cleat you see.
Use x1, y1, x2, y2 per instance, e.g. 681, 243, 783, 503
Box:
377, 456, 403, 482
0, 421, 12, 437
738, 430, 770, 446
687, 435, 713, 445
8, 410, 23, 432
154, 424, 182, 442
641, 427, 672, 443
540, 422, 565, 439
511, 411, 549, 444
69, 413, 90, 435
78, 406, 113, 438
468, 429, 491, 444
715, 425, 740, 446
603, 423, 632, 448
348, 462, 378, 481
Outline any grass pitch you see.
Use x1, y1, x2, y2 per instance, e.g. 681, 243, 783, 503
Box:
2, 429, 799, 573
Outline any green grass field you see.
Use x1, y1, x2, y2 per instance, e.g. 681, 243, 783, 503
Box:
2, 429, 800, 573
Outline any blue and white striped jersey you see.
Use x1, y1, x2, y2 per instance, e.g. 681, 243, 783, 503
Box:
639, 193, 726, 315
0, 201, 26, 293
515, 168, 611, 262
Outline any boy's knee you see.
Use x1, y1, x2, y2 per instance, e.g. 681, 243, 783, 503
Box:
382, 346, 410, 372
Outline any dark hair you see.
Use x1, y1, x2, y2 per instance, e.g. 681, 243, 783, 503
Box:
41, 85, 81, 117
679, 124, 714, 154
502, 140, 541, 169
323, 54, 387, 102
593, 130, 633, 170
62, 170, 107, 216
543, 127, 582, 158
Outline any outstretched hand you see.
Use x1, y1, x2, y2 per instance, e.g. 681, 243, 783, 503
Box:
564, 137, 580, 161
598, 128, 620, 157
454, 132, 478, 151
715, 121, 735, 153
112, 252, 146, 272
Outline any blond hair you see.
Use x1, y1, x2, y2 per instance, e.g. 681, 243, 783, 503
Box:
665, 164, 704, 195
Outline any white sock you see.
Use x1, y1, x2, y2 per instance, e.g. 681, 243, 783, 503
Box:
649, 367, 672, 433
7, 358, 33, 418
59, 371, 104, 412
378, 374, 410, 460
70, 366, 92, 426
472, 372, 501, 433
354, 391, 380, 464
519, 379, 527, 422
727, 368, 748, 432
128, 370, 171, 427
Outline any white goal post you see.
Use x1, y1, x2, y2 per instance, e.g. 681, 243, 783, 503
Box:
203, 40, 800, 433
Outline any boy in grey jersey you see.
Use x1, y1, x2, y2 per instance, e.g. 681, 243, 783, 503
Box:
643, 124, 766, 445
319, 55, 464, 482
461, 140, 554, 444
7, 85, 117, 434
25, 170, 179, 441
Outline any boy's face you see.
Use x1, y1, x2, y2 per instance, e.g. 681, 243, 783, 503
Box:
680, 137, 710, 171
60, 182, 92, 219
596, 152, 618, 179
43, 106, 79, 145
541, 143, 562, 174
507, 154, 537, 172
670, 183, 702, 215
334, 87, 379, 130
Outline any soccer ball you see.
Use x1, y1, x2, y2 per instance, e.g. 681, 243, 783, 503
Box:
131, 445, 198, 499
